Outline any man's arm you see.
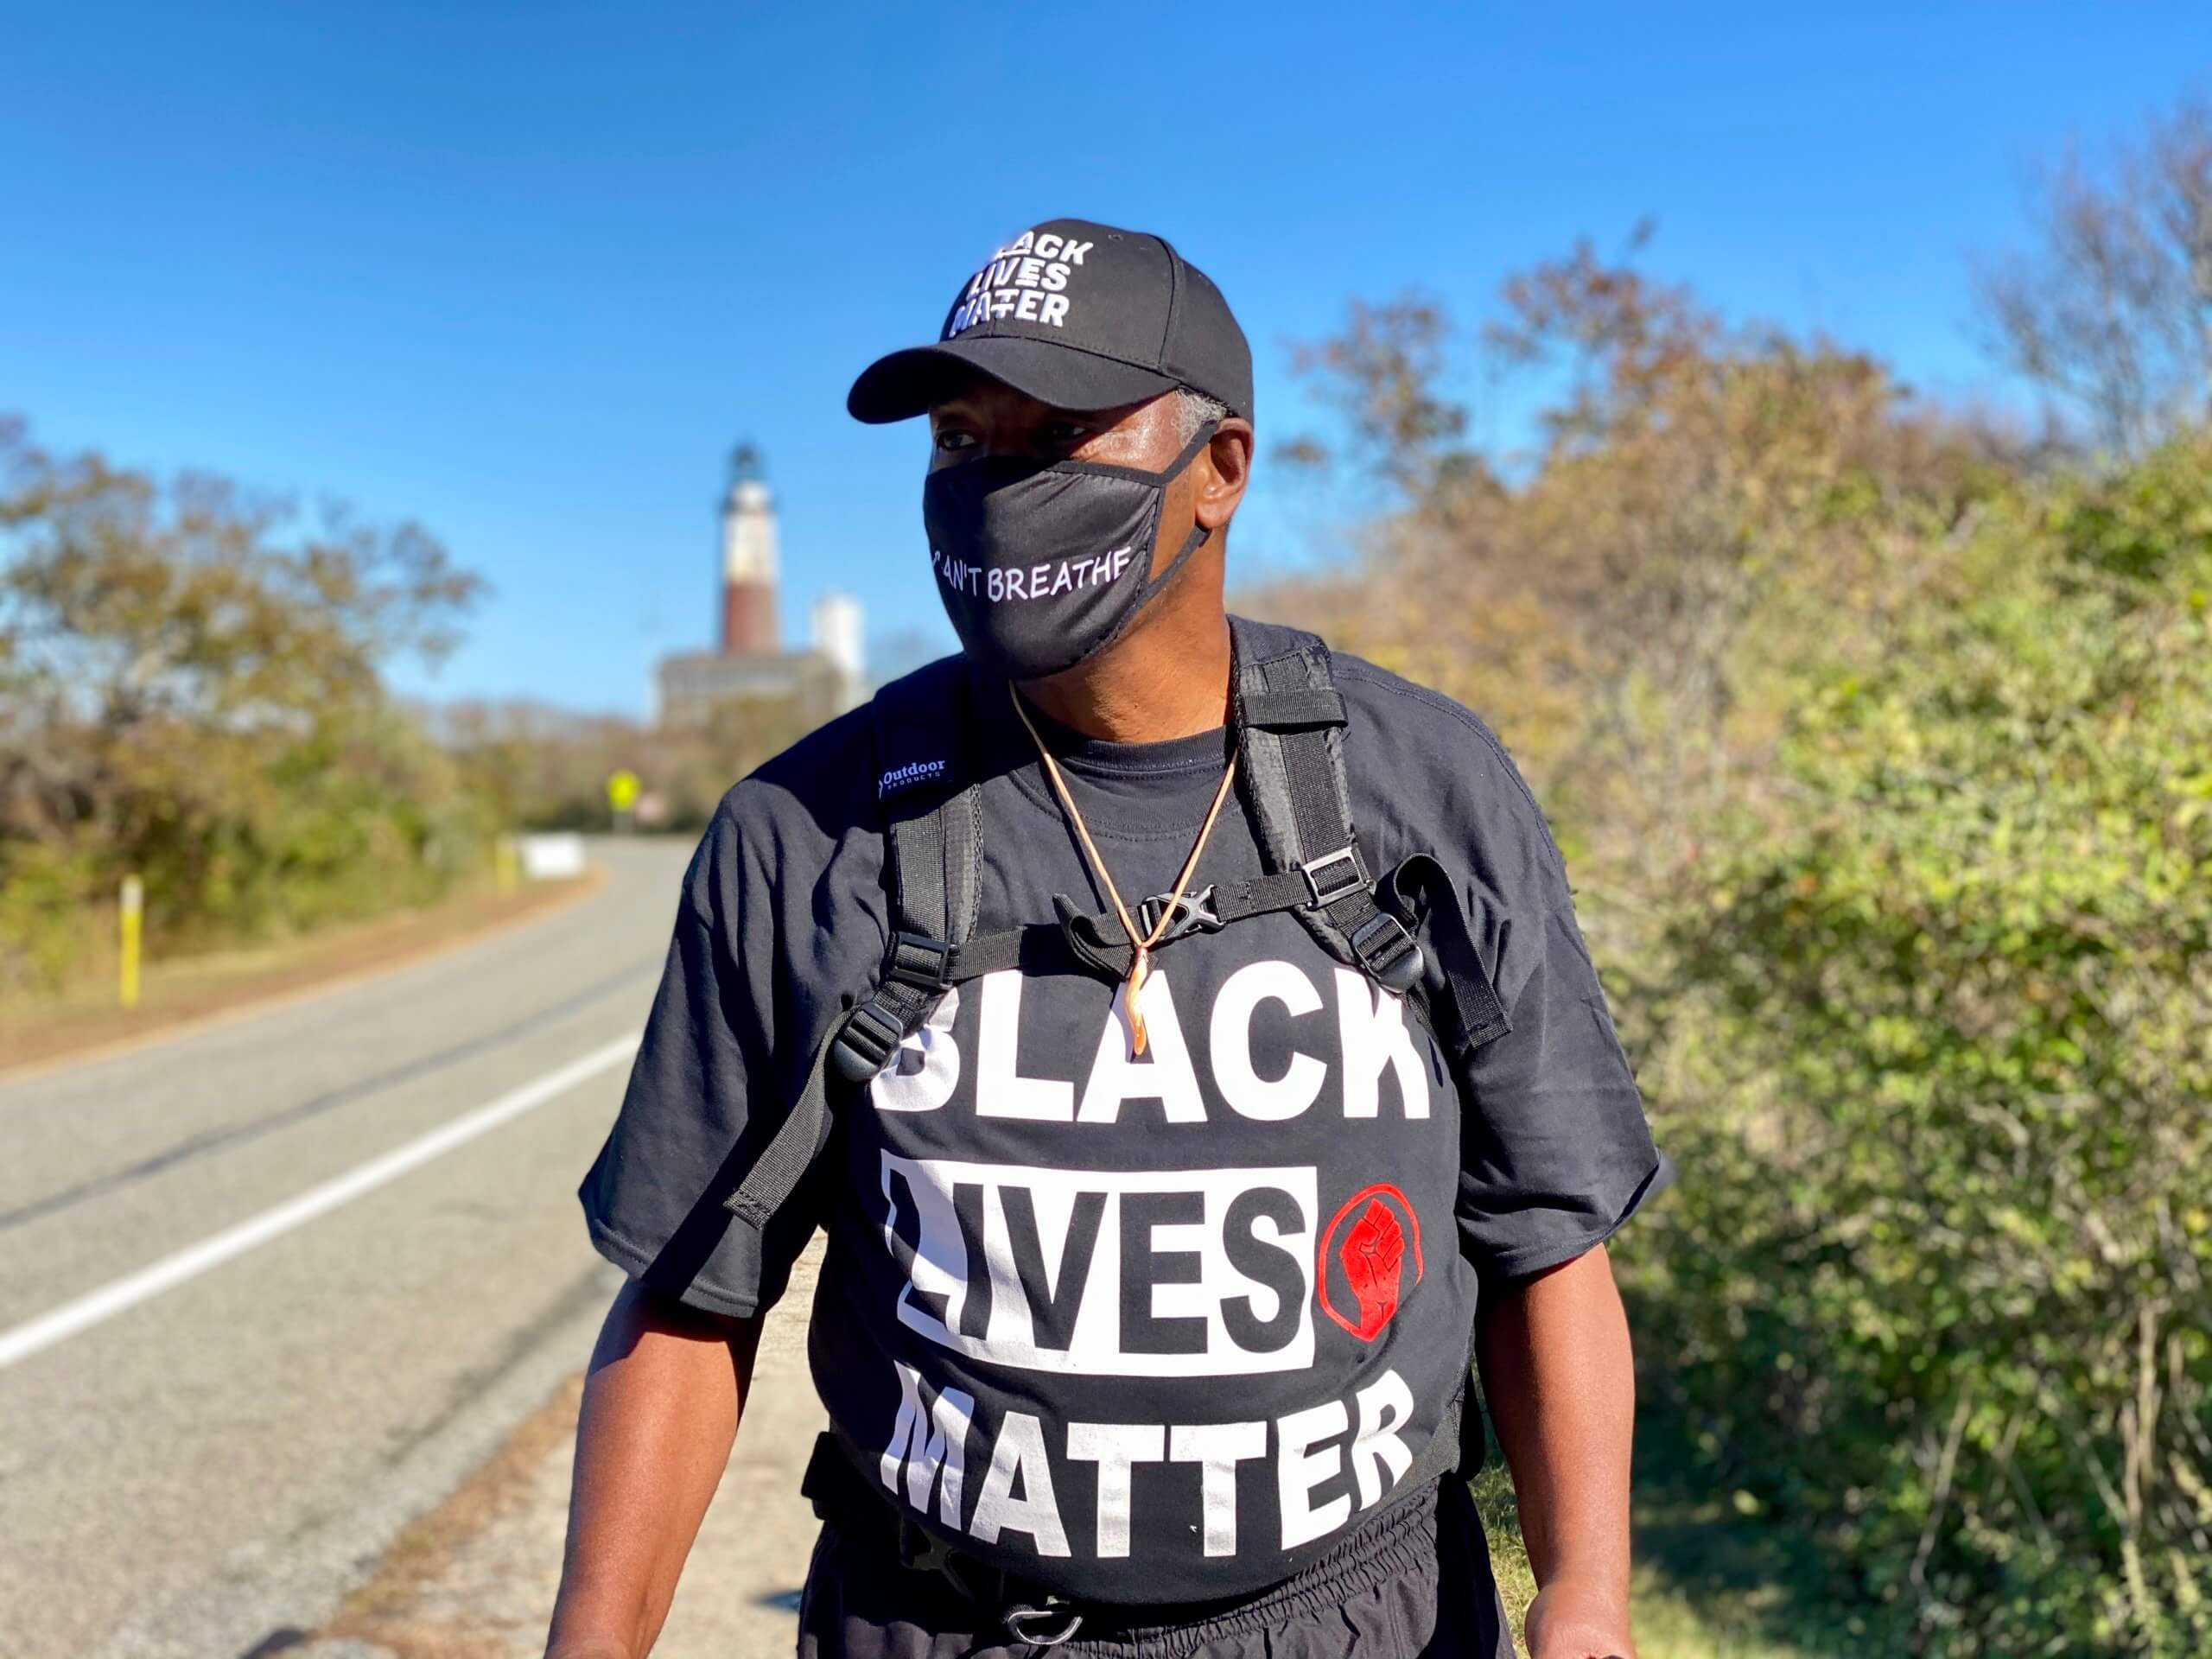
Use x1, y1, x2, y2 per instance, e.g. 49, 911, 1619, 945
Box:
1476, 1244, 1637, 1659
544, 1281, 766, 1659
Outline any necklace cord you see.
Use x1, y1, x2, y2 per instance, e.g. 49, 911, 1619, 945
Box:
1008, 683, 1241, 1052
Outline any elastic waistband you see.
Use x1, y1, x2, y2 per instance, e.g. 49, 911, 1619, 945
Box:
1060, 1479, 1443, 1650
811, 1421, 1443, 1650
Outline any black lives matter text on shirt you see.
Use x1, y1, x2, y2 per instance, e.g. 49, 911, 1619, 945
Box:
578, 621, 1668, 1606
836, 940, 1458, 1593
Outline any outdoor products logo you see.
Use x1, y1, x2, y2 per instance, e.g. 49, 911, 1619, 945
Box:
1316, 1184, 1423, 1341
944, 228, 1096, 338
880, 758, 949, 798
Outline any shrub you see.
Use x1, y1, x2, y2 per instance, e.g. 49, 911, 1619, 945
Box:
1637, 431, 2212, 1654
0, 417, 493, 989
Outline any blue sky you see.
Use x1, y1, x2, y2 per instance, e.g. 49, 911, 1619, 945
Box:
3, 3, 2205, 715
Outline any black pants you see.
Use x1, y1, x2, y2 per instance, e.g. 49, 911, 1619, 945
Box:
794, 1478, 1516, 1659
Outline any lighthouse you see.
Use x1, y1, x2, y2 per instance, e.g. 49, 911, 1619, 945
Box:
655, 441, 865, 727
720, 442, 779, 656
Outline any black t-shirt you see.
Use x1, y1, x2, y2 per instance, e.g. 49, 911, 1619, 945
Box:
578, 625, 1668, 1607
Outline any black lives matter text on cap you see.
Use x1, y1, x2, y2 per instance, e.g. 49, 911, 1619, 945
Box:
848, 217, 1253, 425
942, 226, 1097, 335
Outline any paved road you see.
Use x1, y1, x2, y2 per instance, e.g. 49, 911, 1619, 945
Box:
0, 837, 766, 1659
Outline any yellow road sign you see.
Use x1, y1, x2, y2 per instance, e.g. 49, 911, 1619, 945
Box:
607, 769, 641, 813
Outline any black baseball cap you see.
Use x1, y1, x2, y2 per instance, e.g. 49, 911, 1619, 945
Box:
848, 218, 1253, 424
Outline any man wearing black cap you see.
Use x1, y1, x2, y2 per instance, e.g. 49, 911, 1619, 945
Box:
550, 220, 1666, 1659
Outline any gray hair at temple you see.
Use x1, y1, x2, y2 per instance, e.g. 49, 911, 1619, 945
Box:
1175, 387, 1232, 445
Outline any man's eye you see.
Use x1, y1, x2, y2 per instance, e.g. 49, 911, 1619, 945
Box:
1043, 422, 1090, 448
934, 429, 976, 453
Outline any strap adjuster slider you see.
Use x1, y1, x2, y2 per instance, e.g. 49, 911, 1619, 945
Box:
1300, 844, 1369, 906
883, 931, 952, 991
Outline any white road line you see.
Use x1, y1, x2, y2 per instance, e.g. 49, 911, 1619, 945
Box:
0, 1031, 641, 1373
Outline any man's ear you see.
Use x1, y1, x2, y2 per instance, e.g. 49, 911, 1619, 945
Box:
1194, 419, 1254, 533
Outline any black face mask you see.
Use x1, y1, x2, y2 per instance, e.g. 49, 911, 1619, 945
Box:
922, 422, 1218, 681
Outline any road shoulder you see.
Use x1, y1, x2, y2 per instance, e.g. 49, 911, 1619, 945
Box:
0, 867, 607, 1084
312, 1243, 826, 1659
80, 1261, 626, 1659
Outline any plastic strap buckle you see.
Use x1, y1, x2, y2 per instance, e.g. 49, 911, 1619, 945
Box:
1135, 884, 1222, 944
895, 1513, 993, 1605
830, 1001, 905, 1082
896, 1511, 951, 1573
830, 932, 953, 1084
1299, 843, 1370, 906
1350, 909, 1426, 994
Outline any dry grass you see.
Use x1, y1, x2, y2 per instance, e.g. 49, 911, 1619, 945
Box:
0, 869, 601, 1080
1473, 1462, 1820, 1659
317, 1374, 588, 1659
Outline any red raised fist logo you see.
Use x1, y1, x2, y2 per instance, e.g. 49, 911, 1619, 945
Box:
1317, 1184, 1424, 1341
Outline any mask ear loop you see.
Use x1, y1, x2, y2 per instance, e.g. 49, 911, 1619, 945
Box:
1160, 416, 1223, 477
1127, 418, 1222, 607
1052, 417, 1226, 667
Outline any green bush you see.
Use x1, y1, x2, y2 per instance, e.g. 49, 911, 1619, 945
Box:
0, 841, 101, 994
1259, 243, 2212, 1654
1633, 431, 2212, 1655
0, 417, 494, 993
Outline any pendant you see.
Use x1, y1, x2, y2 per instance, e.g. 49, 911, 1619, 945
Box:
1124, 949, 1150, 1058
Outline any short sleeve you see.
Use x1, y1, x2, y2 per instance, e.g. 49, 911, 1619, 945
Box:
577, 812, 825, 1319
1454, 896, 1672, 1281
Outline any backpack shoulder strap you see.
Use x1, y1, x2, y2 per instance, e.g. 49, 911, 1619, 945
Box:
725, 658, 977, 1230
874, 656, 982, 947
1228, 616, 1512, 1062
830, 653, 982, 1082
1230, 618, 1427, 996
1231, 621, 1507, 1496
